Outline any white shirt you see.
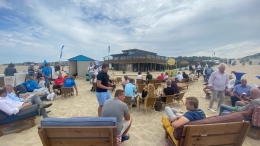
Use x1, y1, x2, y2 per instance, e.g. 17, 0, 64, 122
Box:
228, 79, 235, 89
208, 70, 229, 91
164, 75, 168, 80
88, 65, 94, 73
189, 74, 195, 79
52, 71, 59, 79
94, 68, 99, 75
136, 75, 143, 79
0, 97, 23, 115
192, 65, 195, 69
38, 80, 45, 88
176, 74, 183, 82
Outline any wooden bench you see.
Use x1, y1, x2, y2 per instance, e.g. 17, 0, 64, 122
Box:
163, 121, 250, 146
0, 116, 36, 137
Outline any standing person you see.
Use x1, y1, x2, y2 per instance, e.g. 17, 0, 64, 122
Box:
42, 64, 51, 92
88, 62, 95, 84
196, 64, 201, 78
28, 64, 35, 76
47, 63, 52, 84
96, 64, 113, 117
207, 63, 229, 112
205, 65, 213, 81
4, 63, 17, 76
36, 66, 43, 82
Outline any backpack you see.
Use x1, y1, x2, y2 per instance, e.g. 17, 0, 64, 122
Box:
252, 106, 260, 127
154, 100, 162, 111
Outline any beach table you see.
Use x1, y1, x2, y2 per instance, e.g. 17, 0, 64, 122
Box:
177, 83, 189, 90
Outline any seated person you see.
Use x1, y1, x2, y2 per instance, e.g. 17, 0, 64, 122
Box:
202, 86, 212, 99
164, 72, 169, 81
189, 71, 195, 81
63, 76, 78, 95
121, 75, 129, 86
53, 73, 65, 95
182, 71, 189, 82
170, 78, 180, 94
101, 89, 132, 142
165, 97, 206, 128
157, 73, 164, 80
136, 72, 143, 79
22, 76, 50, 95
219, 88, 260, 120
230, 79, 251, 107
38, 77, 46, 88
175, 72, 183, 82
160, 80, 175, 102
90, 74, 97, 91
146, 72, 153, 81
124, 79, 138, 106
0, 87, 51, 118
227, 75, 235, 95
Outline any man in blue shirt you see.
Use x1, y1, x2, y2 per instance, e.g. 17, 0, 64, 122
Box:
230, 78, 252, 106
42, 64, 51, 92
22, 76, 50, 95
124, 79, 137, 102
63, 77, 78, 96
205, 65, 213, 81
165, 97, 206, 129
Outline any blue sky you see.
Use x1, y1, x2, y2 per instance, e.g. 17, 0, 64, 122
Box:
0, 0, 260, 64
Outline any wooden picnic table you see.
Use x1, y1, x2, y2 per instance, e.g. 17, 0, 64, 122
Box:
177, 83, 189, 90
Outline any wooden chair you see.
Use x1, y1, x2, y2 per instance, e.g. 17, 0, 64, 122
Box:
137, 84, 146, 93
0, 116, 36, 137
163, 120, 250, 146
116, 77, 122, 84
93, 83, 97, 91
148, 79, 154, 84
248, 125, 260, 140
124, 96, 133, 112
153, 83, 159, 91
38, 119, 117, 146
136, 79, 143, 84
143, 94, 156, 115
173, 92, 185, 105
163, 95, 175, 106
61, 87, 73, 98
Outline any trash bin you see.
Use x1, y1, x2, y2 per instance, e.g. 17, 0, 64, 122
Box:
86, 73, 89, 81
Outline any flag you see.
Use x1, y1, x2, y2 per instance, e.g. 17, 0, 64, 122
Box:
60, 45, 64, 60
108, 46, 110, 53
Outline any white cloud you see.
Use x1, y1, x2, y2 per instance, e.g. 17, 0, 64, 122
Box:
0, 0, 260, 64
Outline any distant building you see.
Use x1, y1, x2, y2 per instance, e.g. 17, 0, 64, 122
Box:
103, 49, 167, 72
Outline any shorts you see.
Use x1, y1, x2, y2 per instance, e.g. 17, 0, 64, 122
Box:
119, 120, 131, 136
96, 90, 111, 105
44, 77, 50, 88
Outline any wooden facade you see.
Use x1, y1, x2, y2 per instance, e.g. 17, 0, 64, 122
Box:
103, 49, 167, 72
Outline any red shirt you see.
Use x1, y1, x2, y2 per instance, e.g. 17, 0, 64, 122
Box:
157, 75, 164, 80
54, 77, 65, 85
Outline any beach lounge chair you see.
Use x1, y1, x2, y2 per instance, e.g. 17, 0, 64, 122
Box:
148, 79, 154, 84
136, 79, 143, 84
38, 117, 117, 146
124, 96, 133, 112
61, 87, 73, 98
143, 93, 156, 115
162, 112, 250, 146
0, 104, 38, 137
173, 92, 185, 105
137, 84, 146, 93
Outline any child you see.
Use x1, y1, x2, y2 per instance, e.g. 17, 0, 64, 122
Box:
46, 89, 58, 101
90, 74, 97, 91
38, 77, 46, 88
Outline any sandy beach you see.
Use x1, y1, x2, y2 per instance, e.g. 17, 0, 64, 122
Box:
0, 63, 259, 146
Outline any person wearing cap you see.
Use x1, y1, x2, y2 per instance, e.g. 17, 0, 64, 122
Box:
28, 64, 35, 76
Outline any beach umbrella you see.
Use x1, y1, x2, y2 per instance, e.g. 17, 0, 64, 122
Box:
179, 61, 189, 66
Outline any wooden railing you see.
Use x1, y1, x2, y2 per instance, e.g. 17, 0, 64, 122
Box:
104, 56, 166, 64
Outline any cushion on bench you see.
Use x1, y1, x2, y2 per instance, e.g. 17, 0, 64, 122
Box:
174, 112, 244, 140
0, 104, 39, 125
41, 117, 117, 127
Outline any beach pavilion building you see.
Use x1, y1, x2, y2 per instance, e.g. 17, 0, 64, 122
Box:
103, 49, 167, 72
